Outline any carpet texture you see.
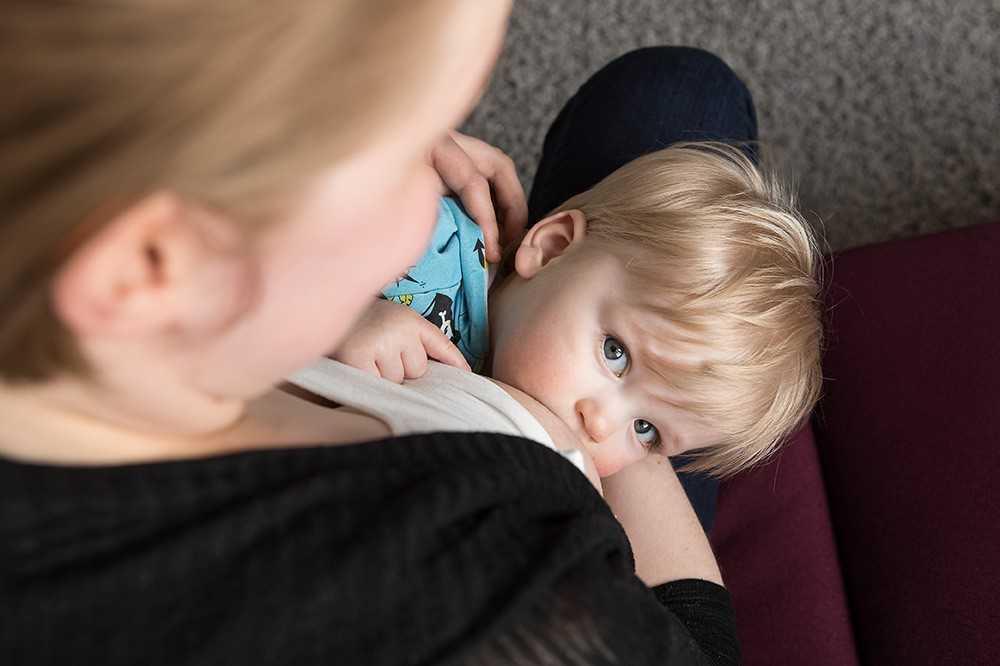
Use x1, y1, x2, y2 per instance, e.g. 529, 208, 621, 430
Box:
462, 0, 999, 252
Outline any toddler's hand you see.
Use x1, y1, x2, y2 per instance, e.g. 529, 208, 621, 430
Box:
429, 131, 528, 264
332, 299, 471, 383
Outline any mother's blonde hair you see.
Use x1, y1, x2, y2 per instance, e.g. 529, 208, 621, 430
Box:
558, 143, 824, 477
0, 0, 479, 382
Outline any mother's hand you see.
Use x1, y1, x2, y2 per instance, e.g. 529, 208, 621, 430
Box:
429, 131, 528, 263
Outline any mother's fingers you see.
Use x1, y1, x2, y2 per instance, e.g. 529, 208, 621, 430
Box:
430, 134, 502, 262
449, 132, 528, 249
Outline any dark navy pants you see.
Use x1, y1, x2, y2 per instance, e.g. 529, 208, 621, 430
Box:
527, 47, 759, 533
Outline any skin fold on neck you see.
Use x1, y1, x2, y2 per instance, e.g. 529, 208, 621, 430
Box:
0, 379, 391, 467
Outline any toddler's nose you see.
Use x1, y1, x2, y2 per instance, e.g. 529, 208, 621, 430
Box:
576, 398, 616, 443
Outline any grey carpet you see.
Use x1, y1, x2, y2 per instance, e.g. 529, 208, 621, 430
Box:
462, 0, 1000, 252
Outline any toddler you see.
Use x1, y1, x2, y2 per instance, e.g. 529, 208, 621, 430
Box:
334, 142, 823, 479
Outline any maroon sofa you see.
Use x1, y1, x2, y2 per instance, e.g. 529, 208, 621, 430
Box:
710, 221, 1000, 665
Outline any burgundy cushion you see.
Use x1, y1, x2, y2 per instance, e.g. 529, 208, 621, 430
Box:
815, 222, 1000, 664
712, 424, 858, 666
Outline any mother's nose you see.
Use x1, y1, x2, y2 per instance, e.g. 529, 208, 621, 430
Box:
575, 397, 619, 443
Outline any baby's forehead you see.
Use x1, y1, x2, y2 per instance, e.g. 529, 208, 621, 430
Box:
567, 244, 720, 364
613, 299, 712, 361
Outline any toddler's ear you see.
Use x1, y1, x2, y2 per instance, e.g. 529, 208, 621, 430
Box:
513, 209, 587, 279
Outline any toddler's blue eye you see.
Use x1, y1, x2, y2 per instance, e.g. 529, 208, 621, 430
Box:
634, 419, 660, 448
602, 336, 629, 376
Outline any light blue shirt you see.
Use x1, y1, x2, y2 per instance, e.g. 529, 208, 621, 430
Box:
381, 197, 490, 372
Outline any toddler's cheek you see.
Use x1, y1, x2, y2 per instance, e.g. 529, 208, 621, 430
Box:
513, 345, 567, 393
591, 448, 626, 478
590, 440, 652, 479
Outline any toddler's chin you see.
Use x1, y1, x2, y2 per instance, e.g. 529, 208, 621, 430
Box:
590, 452, 625, 479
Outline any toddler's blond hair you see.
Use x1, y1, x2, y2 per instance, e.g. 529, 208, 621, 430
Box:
557, 143, 824, 477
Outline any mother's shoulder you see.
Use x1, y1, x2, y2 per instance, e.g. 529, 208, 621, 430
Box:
486, 378, 601, 492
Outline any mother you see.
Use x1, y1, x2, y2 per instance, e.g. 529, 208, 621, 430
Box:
1, 2, 740, 664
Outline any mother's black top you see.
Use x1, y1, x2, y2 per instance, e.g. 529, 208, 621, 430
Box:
1, 432, 737, 665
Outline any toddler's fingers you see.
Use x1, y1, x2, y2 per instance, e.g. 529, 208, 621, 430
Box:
374, 356, 405, 384
418, 321, 471, 372
400, 345, 430, 380
358, 359, 380, 379
332, 350, 380, 379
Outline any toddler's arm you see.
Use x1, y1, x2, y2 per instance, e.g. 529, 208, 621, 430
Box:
332, 299, 469, 383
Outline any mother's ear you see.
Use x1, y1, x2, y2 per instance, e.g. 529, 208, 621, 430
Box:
513, 209, 587, 279
51, 191, 257, 342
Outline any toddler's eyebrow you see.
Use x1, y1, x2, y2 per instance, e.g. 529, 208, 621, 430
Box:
648, 389, 684, 444
631, 337, 692, 390
632, 354, 704, 450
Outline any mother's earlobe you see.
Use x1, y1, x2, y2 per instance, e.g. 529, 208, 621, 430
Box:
51, 191, 257, 341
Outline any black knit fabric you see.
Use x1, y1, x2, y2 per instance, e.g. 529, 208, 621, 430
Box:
652, 579, 740, 666
0, 432, 737, 665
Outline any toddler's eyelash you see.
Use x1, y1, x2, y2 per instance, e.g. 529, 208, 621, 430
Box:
600, 333, 631, 376
600, 333, 664, 451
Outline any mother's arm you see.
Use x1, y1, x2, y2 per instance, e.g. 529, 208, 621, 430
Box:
491, 379, 724, 589
602, 455, 724, 587
489, 379, 603, 493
